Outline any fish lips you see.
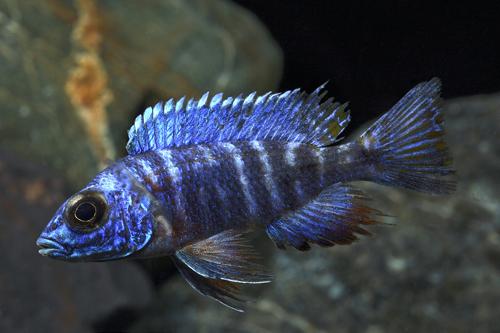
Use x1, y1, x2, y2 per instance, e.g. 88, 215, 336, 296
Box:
36, 237, 69, 258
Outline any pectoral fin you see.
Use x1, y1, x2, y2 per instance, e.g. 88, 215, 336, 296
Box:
175, 229, 271, 284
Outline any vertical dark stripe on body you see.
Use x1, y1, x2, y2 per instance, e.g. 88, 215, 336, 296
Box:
249, 140, 283, 214
265, 142, 324, 214
204, 146, 236, 231
175, 149, 208, 237
212, 144, 252, 230
238, 141, 275, 222
184, 146, 229, 236
191, 146, 223, 233
264, 142, 300, 212
219, 143, 257, 220
294, 144, 322, 200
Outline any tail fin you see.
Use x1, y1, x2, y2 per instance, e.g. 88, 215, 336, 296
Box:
359, 78, 455, 194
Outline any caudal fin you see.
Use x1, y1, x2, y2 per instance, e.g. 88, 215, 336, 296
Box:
359, 78, 455, 194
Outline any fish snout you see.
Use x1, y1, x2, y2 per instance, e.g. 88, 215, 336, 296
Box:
36, 237, 68, 258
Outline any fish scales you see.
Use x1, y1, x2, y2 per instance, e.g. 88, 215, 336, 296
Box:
38, 78, 455, 311
120, 141, 337, 248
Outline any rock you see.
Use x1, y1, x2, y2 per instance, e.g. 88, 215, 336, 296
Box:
0, 151, 153, 333
0, 0, 282, 188
128, 93, 500, 333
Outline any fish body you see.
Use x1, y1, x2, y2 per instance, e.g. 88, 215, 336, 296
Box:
114, 140, 367, 256
37, 78, 454, 310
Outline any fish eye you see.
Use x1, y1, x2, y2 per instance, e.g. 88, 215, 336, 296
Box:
75, 201, 97, 222
65, 191, 108, 231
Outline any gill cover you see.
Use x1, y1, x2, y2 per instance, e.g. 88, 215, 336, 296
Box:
104, 165, 157, 255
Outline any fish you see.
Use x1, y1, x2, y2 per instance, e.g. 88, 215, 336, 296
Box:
37, 78, 455, 311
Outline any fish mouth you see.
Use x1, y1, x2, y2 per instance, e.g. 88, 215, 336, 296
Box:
36, 237, 68, 257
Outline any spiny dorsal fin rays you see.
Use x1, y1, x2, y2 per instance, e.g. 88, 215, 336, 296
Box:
126, 85, 351, 155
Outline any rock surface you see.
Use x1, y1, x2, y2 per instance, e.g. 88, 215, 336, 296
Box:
0, 0, 282, 188
128, 94, 500, 333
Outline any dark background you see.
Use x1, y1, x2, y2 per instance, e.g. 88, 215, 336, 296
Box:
235, 1, 500, 127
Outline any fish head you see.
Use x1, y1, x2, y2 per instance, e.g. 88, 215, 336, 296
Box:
37, 165, 155, 261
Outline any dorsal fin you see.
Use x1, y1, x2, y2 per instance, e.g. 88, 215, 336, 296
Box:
126, 85, 350, 155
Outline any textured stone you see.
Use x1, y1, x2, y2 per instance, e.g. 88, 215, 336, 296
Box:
129, 93, 500, 333
0, 0, 282, 188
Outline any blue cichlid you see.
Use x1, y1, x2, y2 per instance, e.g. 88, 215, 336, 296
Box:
37, 78, 454, 311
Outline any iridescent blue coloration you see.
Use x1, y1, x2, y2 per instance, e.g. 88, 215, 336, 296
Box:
37, 78, 454, 311
37, 166, 155, 261
126, 83, 350, 154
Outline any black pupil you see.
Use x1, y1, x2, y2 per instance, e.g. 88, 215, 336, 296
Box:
75, 202, 96, 222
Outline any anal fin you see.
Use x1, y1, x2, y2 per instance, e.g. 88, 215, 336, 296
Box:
266, 183, 380, 250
